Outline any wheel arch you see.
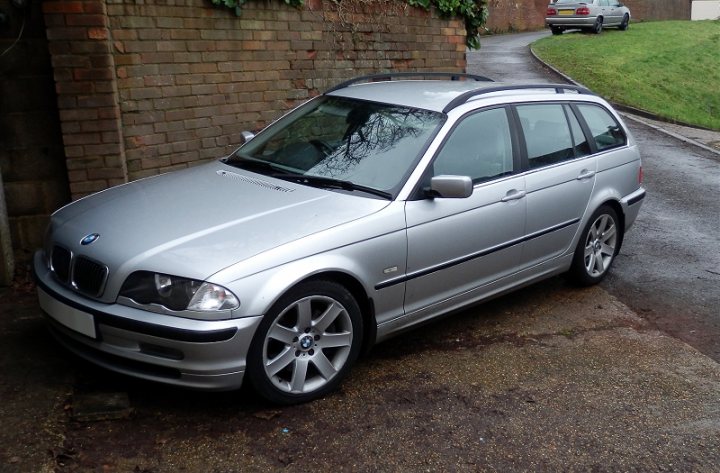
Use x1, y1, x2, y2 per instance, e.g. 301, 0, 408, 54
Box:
597, 198, 625, 252
289, 271, 377, 355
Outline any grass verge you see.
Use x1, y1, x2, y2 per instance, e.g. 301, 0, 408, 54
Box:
532, 20, 720, 130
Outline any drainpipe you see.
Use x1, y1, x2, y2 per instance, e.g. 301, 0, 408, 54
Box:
0, 167, 14, 286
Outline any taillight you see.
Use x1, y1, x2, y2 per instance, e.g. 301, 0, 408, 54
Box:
547, 7, 557, 15
638, 166, 643, 184
576, 6, 590, 15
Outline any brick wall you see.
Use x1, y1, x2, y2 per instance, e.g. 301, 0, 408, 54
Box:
625, 0, 692, 20
43, 0, 127, 198
486, 0, 549, 32
42, 0, 466, 198
486, 0, 691, 32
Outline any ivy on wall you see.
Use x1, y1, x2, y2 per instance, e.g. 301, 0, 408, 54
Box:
210, 0, 488, 49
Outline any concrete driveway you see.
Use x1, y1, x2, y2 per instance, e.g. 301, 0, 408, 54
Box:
2, 31, 720, 473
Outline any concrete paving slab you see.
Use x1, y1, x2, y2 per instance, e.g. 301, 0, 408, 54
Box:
72, 391, 133, 423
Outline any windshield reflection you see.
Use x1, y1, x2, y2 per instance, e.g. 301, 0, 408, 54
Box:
232, 97, 444, 194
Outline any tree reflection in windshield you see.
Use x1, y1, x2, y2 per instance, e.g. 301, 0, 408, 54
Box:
238, 97, 444, 193
311, 105, 436, 186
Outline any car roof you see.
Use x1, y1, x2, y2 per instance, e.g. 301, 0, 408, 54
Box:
326, 79, 595, 113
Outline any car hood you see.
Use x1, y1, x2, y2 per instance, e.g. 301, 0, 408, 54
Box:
51, 162, 390, 287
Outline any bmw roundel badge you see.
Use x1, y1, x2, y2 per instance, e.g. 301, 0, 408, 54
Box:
80, 233, 100, 245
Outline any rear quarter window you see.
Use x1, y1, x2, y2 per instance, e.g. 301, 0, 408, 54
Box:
577, 104, 627, 152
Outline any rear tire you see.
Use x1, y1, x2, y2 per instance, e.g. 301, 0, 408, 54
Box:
592, 17, 603, 34
567, 205, 621, 286
551, 26, 563, 36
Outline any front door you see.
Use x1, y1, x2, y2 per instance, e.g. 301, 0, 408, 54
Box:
403, 107, 526, 319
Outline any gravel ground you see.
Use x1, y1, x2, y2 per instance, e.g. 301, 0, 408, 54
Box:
3, 278, 716, 472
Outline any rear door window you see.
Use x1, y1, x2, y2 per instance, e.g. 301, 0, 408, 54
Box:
567, 106, 591, 157
516, 103, 575, 169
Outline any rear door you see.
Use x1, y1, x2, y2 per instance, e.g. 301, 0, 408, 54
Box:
515, 102, 597, 267
600, 0, 619, 25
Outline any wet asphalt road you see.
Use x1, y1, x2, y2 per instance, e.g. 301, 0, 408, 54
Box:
468, 31, 720, 362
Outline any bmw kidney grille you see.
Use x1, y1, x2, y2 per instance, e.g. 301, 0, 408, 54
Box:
50, 245, 109, 297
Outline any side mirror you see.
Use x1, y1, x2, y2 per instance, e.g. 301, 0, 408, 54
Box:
241, 131, 255, 143
427, 175, 473, 199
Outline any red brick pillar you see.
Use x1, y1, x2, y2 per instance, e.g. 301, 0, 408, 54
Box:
42, 0, 127, 199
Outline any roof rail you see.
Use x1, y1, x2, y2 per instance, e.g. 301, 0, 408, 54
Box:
325, 72, 494, 94
442, 83, 595, 113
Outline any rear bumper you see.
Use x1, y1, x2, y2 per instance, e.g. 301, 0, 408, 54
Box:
34, 251, 263, 391
546, 16, 598, 28
621, 187, 646, 232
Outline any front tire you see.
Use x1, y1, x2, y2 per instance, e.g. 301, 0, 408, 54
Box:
247, 280, 363, 405
619, 14, 629, 31
567, 205, 621, 286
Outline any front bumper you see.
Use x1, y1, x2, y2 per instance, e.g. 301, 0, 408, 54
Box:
34, 251, 263, 391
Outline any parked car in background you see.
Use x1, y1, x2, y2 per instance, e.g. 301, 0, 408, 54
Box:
34, 73, 645, 404
546, 0, 631, 34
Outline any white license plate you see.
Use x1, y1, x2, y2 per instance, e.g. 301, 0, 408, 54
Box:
38, 287, 97, 339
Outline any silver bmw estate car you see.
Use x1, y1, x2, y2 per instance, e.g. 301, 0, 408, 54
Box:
546, 0, 631, 35
35, 73, 645, 404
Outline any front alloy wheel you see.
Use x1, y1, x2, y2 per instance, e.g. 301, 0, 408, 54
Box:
248, 280, 362, 404
568, 205, 621, 286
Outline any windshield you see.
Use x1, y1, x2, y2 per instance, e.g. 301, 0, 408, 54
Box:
227, 96, 444, 196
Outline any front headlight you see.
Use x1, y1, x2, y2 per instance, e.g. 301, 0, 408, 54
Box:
119, 271, 239, 312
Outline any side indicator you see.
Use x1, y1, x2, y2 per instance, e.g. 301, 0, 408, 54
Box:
383, 266, 398, 274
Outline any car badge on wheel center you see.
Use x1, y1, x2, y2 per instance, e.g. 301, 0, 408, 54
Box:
300, 335, 313, 350
80, 233, 100, 245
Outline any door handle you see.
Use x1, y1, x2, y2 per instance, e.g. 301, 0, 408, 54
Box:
501, 189, 526, 202
576, 169, 596, 180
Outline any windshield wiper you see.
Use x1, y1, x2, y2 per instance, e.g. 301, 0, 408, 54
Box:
289, 175, 392, 200
224, 156, 292, 176
225, 157, 391, 199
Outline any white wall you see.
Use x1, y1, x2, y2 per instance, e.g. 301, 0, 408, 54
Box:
691, 1, 720, 20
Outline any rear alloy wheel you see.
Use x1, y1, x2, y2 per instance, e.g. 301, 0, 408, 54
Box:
619, 14, 630, 30
248, 280, 363, 404
592, 17, 603, 34
568, 205, 621, 286
551, 26, 563, 35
